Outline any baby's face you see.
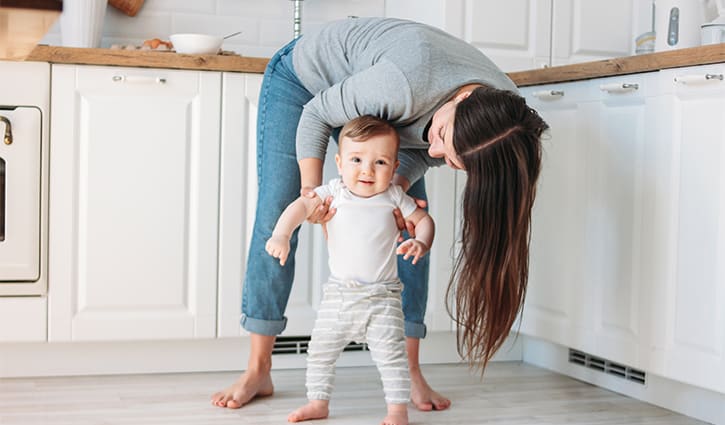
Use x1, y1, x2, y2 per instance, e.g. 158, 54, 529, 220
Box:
335, 133, 399, 198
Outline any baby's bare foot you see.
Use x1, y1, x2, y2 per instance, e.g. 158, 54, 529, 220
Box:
410, 369, 451, 411
210, 369, 274, 409
287, 400, 330, 422
381, 403, 408, 425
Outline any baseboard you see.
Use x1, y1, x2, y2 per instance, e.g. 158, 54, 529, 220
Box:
0, 331, 521, 378
521, 335, 725, 425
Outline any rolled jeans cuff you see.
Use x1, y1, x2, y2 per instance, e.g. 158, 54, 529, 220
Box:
241, 315, 287, 336
405, 320, 427, 339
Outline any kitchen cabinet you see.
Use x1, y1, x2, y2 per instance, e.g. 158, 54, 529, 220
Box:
518, 80, 595, 351
549, 0, 636, 67
583, 73, 652, 369
451, 0, 553, 72
423, 166, 459, 332
390, 0, 636, 72
520, 63, 725, 394
520, 73, 655, 370
48, 65, 222, 341
0, 60, 50, 342
216, 72, 318, 337
646, 64, 725, 394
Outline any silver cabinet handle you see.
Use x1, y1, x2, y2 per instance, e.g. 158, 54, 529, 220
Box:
532, 90, 564, 99
674, 73, 724, 85
600, 83, 639, 93
112, 75, 167, 84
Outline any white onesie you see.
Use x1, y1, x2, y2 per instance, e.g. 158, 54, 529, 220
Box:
314, 178, 417, 283
305, 179, 419, 404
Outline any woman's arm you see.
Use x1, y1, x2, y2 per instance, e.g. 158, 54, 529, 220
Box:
295, 60, 413, 167
299, 157, 324, 195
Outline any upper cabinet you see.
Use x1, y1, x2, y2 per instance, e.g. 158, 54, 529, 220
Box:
386, 0, 638, 72
451, 0, 553, 71
550, 0, 635, 67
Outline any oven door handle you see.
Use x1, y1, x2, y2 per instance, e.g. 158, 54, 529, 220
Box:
0, 115, 12, 145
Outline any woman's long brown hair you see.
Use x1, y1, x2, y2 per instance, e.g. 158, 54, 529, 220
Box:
448, 86, 548, 371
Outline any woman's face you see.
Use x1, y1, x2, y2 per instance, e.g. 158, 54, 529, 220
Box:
427, 97, 465, 170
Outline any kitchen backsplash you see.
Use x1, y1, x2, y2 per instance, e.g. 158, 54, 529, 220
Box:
40, 0, 386, 57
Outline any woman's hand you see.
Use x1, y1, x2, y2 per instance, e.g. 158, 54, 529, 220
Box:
392, 198, 427, 240
301, 189, 336, 224
396, 239, 430, 265
300, 189, 336, 240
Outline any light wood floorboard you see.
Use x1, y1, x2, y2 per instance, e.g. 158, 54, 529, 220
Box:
0, 362, 706, 424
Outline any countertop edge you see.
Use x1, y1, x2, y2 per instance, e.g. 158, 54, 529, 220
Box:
509, 43, 725, 86
25, 45, 269, 74
25, 43, 725, 84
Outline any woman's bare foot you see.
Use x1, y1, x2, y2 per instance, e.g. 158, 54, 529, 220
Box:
406, 337, 451, 411
409, 367, 451, 411
210, 369, 274, 409
381, 403, 408, 425
287, 399, 330, 422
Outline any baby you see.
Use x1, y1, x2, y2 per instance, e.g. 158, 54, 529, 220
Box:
266, 115, 434, 425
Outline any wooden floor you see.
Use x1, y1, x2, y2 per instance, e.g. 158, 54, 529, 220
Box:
0, 362, 706, 425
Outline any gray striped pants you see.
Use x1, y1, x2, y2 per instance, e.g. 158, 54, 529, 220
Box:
305, 278, 410, 405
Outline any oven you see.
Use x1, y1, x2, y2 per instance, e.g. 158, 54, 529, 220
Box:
0, 60, 49, 296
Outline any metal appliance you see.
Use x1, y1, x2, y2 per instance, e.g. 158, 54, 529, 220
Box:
0, 60, 49, 296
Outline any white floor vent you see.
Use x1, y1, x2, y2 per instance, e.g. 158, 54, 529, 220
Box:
272, 336, 369, 355
568, 348, 646, 385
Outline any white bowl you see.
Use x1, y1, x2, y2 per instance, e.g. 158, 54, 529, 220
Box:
170, 33, 222, 55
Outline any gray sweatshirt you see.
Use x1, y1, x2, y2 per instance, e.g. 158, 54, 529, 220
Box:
292, 17, 518, 185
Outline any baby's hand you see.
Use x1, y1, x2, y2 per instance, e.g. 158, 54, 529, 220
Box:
396, 239, 430, 265
266, 235, 291, 266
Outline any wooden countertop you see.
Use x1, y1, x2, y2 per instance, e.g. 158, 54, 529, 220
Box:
26, 43, 725, 84
510, 43, 725, 86
26, 45, 269, 73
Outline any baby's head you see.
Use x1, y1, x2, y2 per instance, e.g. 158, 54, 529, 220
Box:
336, 115, 400, 198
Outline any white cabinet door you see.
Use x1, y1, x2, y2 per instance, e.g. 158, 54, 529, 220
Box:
425, 166, 459, 332
522, 75, 658, 370
396, 0, 635, 72
49, 65, 221, 341
217, 72, 318, 337
217, 72, 256, 337
519, 81, 595, 351
585, 74, 652, 369
649, 64, 725, 393
445, 0, 552, 72
551, 0, 636, 66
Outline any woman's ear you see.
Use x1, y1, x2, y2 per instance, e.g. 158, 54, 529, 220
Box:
455, 90, 472, 104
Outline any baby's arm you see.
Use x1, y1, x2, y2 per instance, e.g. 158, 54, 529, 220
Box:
266, 195, 323, 266
396, 208, 434, 265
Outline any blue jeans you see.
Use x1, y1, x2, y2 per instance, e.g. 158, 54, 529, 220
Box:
241, 38, 429, 338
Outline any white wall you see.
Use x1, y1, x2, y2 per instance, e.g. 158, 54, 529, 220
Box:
41, 0, 386, 57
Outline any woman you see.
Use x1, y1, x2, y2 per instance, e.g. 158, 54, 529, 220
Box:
211, 17, 548, 410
